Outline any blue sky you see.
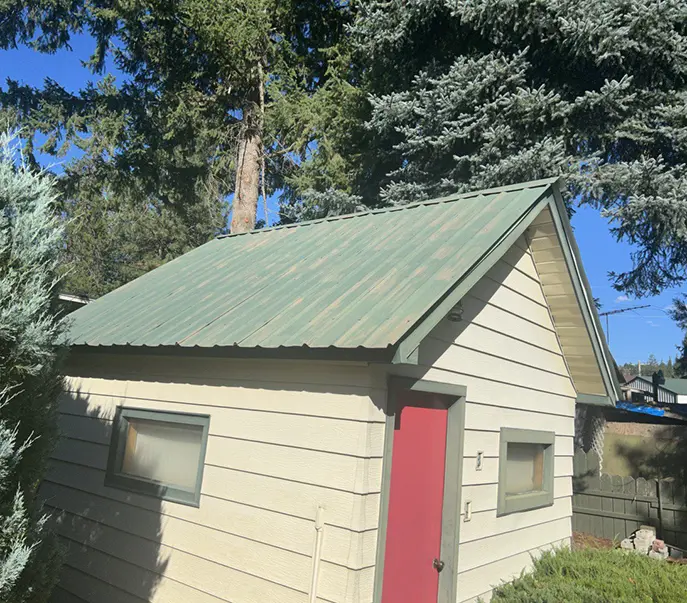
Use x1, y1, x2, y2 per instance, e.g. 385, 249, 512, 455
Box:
571, 205, 682, 365
2, 36, 684, 365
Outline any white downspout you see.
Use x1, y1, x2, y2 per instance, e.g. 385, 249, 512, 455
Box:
309, 506, 326, 603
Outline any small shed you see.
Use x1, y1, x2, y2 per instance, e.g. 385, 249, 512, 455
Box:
47, 178, 620, 603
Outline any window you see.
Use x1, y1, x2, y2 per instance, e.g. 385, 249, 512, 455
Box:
105, 407, 210, 506
497, 428, 554, 516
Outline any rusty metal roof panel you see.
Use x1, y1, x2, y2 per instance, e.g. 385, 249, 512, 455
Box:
67, 178, 558, 351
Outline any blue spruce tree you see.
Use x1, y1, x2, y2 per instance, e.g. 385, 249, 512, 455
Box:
294, 0, 687, 298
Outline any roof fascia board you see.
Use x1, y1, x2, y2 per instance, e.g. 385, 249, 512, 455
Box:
547, 188, 622, 403
392, 187, 556, 365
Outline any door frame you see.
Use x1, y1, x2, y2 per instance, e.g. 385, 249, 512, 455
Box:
373, 376, 467, 603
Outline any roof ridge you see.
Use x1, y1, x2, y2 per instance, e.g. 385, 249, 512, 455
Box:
218, 176, 560, 240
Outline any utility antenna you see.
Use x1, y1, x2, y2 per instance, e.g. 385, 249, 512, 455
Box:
598, 305, 650, 343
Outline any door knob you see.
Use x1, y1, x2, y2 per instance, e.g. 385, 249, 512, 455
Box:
433, 558, 444, 572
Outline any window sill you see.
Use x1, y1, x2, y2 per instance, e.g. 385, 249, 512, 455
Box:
497, 490, 554, 516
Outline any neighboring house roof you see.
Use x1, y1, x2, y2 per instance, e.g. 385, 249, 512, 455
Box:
664, 379, 687, 396
67, 177, 621, 404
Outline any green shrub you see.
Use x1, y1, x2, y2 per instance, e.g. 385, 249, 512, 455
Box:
491, 547, 687, 603
0, 133, 64, 602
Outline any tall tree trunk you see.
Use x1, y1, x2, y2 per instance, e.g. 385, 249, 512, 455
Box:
231, 81, 262, 234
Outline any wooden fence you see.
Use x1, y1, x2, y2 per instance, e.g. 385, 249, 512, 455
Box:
572, 449, 687, 548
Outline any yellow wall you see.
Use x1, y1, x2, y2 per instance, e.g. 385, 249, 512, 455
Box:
48, 355, 386, 603
389, 235, 577, 603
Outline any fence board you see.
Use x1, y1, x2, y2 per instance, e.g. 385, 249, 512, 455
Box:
660, 481, 675, 546
599, 474, 615, 540
612, 475, 625, 540
587, 453, 603, 538
572, 449, 588, 533
623, 476, 640, 538
572, 450, 687, 546
675, 484, 687, 549
648, 478, 659, 527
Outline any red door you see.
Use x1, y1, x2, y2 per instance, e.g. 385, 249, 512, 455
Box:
381, 391, 448, 603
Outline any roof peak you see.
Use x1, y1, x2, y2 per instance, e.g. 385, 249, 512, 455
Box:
218, 177, 560, 240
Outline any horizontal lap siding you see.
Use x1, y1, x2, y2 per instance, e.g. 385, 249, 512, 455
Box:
414, 237, 576, 603
48, 358, 385, 603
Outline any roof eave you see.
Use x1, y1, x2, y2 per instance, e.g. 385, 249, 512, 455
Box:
69, 343, 396, 364
547, 187, 622, 406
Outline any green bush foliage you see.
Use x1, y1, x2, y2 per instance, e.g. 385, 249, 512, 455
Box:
491, 547, 687, 603
0, 133, 64, 602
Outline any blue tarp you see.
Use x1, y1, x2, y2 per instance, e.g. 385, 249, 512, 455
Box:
616, 401, 665, 417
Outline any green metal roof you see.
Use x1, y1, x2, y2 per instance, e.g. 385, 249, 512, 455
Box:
664, 379, 687, 395
67, 178, 559, 353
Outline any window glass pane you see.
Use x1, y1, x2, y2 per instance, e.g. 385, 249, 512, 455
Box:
505, 442, 545, 496
119, 418, 203, 490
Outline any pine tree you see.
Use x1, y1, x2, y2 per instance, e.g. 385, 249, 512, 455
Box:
672, 294, 687, 330
59, 180, 224, 298
0, 133, 63, 602
670, 294, 687, 378
676, 335, 687, 378
295, 0, 687, 297
2, 0, 353, 295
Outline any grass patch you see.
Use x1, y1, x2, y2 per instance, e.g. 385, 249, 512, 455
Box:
491, 546, 687, 602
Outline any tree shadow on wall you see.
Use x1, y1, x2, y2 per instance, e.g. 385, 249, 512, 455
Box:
42, 386, 168, 603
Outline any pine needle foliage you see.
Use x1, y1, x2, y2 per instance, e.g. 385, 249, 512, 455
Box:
297, 0, 687, 297
1, 0, 354, 295
670, 293, 687, 378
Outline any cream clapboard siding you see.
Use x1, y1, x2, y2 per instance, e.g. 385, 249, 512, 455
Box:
46, 356, 387, 603
390, 234, 576, 603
